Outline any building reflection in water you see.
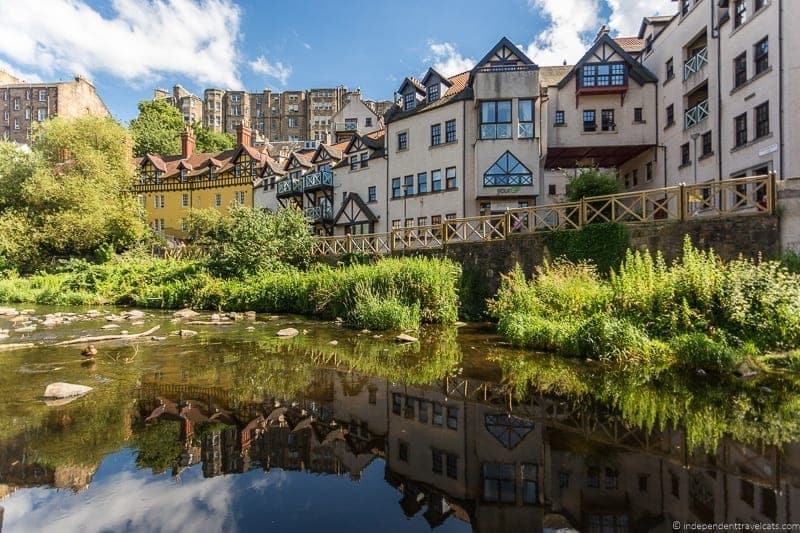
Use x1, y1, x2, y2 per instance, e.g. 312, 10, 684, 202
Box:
136, 366, 800, 532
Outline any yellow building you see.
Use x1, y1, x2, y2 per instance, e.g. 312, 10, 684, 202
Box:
134, 124, 262, 239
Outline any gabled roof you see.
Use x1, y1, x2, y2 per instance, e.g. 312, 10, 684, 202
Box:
539, 65, 573, 87
334, 192, 378, 224
557, 32, 658, 89
420, 67, 453, 88
343, 130, 385, 154
471, 36, 536, 74
397, 77, 426, 95
385, 71, 471, 124
286, 151, 313, 169
312, 141, 349, 163
259, 155, 286, 177
638, 14, 675, 39
615, 36, 645, 53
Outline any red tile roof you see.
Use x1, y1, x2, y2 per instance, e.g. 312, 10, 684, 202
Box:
615, 37, 645, 53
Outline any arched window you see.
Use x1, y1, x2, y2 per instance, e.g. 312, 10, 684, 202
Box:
485, 413, 534, 449
483, 152, 533, 187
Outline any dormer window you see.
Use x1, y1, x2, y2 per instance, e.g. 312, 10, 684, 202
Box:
427, 84, 440, 103
179, 168, 187, 181
403, 92, 415, 111
581, 63, 626, 88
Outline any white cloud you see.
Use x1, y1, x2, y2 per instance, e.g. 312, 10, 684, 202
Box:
0, 0, 242, 89
249, 56, 292, 86
426, 41, 476, 77
524, 0, 678, 66
607, 0, 675, 36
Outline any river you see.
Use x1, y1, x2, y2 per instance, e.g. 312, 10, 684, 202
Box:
0, 306, 798, 532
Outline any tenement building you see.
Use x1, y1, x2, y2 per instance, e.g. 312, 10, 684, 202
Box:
1, 71, 110, 144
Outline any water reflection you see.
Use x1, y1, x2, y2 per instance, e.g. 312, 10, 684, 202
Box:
1, 318, 799, 532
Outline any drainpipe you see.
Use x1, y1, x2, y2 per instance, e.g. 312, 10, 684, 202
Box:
714, 0, 723, 182
462, 100, 467, 216
778, 0, 785, 179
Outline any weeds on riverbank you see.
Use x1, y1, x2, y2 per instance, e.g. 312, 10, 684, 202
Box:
489, 237, 800, 371
0, 256, 460, 330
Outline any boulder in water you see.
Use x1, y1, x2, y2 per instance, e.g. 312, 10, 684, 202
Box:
277, 328, 299, 337
44, 382, 93, 399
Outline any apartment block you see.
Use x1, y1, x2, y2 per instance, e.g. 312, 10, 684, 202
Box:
1, 72, 110, 144
154, 84, 203, 125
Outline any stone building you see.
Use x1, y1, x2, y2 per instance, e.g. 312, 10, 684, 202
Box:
1, 72, 110, 144
154, 85, 203, 125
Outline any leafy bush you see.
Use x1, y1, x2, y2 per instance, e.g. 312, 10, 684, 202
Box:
669, 333, 743, 372
543, 223, 630, 274
565, 165, 618, 201
349, 283, 420, 331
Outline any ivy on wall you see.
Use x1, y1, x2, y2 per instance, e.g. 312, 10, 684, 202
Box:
543, 223, 630, 274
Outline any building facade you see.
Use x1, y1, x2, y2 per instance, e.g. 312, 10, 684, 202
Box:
1, 72, 110, 144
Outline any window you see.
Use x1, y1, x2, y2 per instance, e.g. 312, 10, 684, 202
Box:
755, 0, 766, 11
761, 487, 777, 521
740, 479, 754, 506
404, 175, 414, 196
754, 38, 769, 76
522, 464, 538, 504
405, 218, 413, 227
681, 143, 691, 166
734, 53, 748, 87
427, 84, 440, 102
13, 98, 20, 110
666, 58, 675, 80
397, 131, 408, 151
666, 104, 675, 127
38, 89, 47, 102
634, 107, 643, 122
518, 99, 534, 138
755, 102, 769, 139
392, 219, 401, 229
431, 123, 441, 146
445, 213, 456, 220
181, 193, 189, 207
392, 177, 401, 198
734, 0, 747, 28
418, 400, 429, 423
446, 454, 458, 479
735, 113, 748, 147
368, 186, 376, 202
360, 152, 369, 169
214, 194, 222, 207
601, 109, 615, 132
558, 471, 570, 488
398, 440, 409, 462
484, 152, 533, 187
235, 191, 245, 205
403, 92, 415, 111
483, 463, 515, 503
445, 167, 457, 189
554, 110, 565, 125
445, 119, 456, 143
702, 131, 713, 155
485, 413, 535, 449
288, 117, 298, 128
480, 100, 512, 139
581, 63, 625, 87
432, 403, 443, 426
583, 109, 597, 132
365, 117, 373, 127
431, 169, 442, 191
344, 117, 357, 130
646, 161, 654, 181
548, 184, 557, 195
446, 406, 458, 430
431, 215, 441, 225
349, 155, 359, 171
417, 172, 428, 194
681, 0, 690, 16
671, 472, 680, 498
24, 109, 30, 120
432, 450, 443, 474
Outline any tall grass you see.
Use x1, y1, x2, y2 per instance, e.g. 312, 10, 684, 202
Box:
0, 255, 460, 331
490, 237, 800, 371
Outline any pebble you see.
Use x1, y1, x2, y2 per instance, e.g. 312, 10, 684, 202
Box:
329, 340, 339, 346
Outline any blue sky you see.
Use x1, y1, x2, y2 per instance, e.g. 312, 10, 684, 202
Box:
0, 0, 675, 123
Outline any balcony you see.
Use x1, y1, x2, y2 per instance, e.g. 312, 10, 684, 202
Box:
683, 47, 708, 81
304, 203, 333, 223
684, 99, 709, 130
303, 169, 333, 191
276, 177, 303, 198
333, 121, 359, 132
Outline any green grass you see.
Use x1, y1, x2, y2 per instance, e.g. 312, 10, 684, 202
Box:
490, 237, 800, 372
0, 255, 461, 331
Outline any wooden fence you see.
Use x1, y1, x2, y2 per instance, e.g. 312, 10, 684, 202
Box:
311, 173, 776, 257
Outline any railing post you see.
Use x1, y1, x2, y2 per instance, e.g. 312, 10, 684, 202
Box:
579, 197, 587, 227
768, 171, 776, 214
679, 183, 687, 221
504, 210, 512, 238
346, 234, 353, 254
442, 222, 449, 245
390, 229, 397, 254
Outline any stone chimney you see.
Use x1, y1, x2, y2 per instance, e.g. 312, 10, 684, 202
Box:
181, 125, 196, 158
236, 121, 252, 147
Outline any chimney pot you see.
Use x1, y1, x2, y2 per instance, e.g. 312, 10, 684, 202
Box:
181, 125, 195, 158
237, 121, 253, 147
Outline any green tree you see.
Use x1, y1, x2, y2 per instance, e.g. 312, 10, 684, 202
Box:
0, 116, 146, 271
193, 122, 235, 153
565, 166, 619, 201
186, 206, 313, 277
129, 99, 184, 157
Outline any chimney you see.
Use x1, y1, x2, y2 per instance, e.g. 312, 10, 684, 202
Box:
236, 121, 252, 147
181, 125, 196, 158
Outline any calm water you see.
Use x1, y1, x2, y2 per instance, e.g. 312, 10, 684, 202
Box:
0, 307, 799, 532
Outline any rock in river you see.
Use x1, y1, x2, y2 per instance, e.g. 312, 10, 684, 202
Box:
173, 308, 199, 319
277, 328, 299, 338
395, 333, 418, 343
179, 329, 198, 338
44, 382, 93, 399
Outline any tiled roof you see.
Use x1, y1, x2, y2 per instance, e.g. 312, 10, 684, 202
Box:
385, 71, 472, 123
615, 37, 645, 53
136, 143, 267, 180
538, 65, 573, 87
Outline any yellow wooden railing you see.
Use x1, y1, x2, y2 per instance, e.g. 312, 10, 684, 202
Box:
311, 173, 776, 257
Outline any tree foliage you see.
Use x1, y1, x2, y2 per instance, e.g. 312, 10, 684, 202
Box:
130, 99, 235, 157
0, 116, 146, 272
186, 206, 314, 277
565, 165, 619, 201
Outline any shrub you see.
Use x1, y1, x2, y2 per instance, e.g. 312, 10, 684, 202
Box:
573, 314, 653, 364
349, 283, 420, 331
498, 312, 580, 354
543, 223, 630, 274
670, 333, 743, 372
565, 165, 618, 201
